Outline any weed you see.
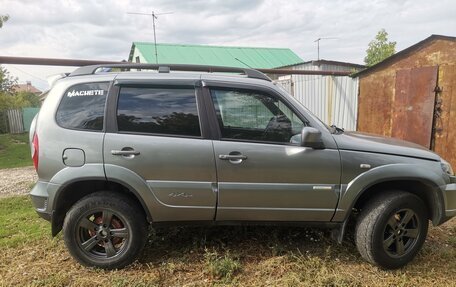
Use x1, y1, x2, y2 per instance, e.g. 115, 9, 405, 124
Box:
204, 249, 241, 282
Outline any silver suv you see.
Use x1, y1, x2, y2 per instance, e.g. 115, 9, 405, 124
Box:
30, 64, 456, 270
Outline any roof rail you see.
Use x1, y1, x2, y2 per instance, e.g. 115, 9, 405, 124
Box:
69, 63, 272, 82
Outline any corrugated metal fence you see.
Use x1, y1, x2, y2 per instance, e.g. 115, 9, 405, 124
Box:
276, 75, 359, 131
0, 107, 40, 134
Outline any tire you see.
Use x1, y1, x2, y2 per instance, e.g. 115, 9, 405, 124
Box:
63, 192, 148, 269
355, 190, 429, 269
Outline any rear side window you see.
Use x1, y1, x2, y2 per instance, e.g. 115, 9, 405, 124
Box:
56, 82, 109, 131
117, 87, 201, 137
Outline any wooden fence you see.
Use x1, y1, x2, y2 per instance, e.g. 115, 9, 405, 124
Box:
0, 108, 40, 134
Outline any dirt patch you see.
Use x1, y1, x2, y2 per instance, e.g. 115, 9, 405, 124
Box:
0, 166, 37, 197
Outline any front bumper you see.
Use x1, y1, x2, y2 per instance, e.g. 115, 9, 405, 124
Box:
442, 176, 456, 221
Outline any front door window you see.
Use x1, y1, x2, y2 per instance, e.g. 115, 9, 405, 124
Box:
210, 89, 306, 144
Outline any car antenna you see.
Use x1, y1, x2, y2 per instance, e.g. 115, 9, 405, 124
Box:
234, 57, 253, 68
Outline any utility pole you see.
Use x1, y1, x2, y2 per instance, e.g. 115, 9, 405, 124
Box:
127, 11, 173, 64
314, 37, 338, 60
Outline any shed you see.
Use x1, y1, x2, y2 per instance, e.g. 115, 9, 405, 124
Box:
354, 35, 456, 166
128, 42, 303, 68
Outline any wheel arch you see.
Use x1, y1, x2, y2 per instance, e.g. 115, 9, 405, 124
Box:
51, 178, 152, 236
334, 164, 446, 226
352, 179, 442, 224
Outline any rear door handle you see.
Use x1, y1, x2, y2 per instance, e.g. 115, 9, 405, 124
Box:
111, 149, 140, 156
219, 153, 247, 164
219, 154, 247, 160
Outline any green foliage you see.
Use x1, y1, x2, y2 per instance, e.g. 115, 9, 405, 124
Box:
0, 14, 9, 28
0, 91, 41, 110
0, 65, 18, 94
204, 249, 241, 281
364, 29, 396, 67
0, 66, 40, 110
18, 91, 41, 107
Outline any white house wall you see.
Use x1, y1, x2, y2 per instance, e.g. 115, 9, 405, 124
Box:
131, 47, 147, 63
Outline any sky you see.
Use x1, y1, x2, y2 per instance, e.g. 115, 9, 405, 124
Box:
0, 0, 455, 91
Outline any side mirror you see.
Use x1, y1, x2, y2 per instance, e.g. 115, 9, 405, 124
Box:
301, 127, 324, 149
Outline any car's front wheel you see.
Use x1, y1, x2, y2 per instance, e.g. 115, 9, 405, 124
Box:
63, 192, 148, 269
355, 190, 429, 269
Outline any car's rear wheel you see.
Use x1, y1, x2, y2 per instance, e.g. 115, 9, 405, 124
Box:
355, 190, 429, 269
63, 192, 147, 269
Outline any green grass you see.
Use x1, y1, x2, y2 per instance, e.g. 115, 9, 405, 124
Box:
0, 196, 49, 248
0, 195, 455, 286
0, 133, 32, 169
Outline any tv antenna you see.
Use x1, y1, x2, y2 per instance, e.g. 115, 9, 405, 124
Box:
127, 11, 174, 64
314, 37, 338, 60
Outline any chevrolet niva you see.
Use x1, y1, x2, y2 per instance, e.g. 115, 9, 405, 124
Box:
29, 64, 456, 269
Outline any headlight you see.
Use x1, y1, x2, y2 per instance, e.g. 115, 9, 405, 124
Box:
441, 159, 454, 176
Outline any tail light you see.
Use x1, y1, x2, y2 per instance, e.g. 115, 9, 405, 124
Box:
32, 133, 39, 171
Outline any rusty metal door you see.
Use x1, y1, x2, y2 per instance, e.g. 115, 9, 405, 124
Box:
392, 66, 438, 148
433, 65, 456, 167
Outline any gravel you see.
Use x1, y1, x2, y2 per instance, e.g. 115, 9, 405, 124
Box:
0, 166, 37, 197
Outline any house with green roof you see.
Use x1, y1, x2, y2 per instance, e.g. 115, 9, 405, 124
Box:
128, 42, 303, 69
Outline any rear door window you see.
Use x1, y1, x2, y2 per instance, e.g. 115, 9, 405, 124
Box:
116, 86, 201, 137
56, 82, 109, 131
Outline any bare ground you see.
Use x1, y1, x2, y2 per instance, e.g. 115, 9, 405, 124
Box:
0, 166, 36, 197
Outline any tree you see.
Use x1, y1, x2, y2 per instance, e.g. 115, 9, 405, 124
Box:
0, 66, 18, 94
0, 15, 17, 95
0, 14, 20, 110
0, 14, 9, 28
17, 91, 41, 107
0, 91, 40, 109
364, 29, 396, 67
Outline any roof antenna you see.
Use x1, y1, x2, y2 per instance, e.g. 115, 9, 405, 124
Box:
127, 11, 173, 64
314, 37, 338, 60
234, 57, 252, 68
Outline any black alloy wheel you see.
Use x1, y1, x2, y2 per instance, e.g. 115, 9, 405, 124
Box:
382, 208, 421, 258
355, 190, 429, 269
63, 192, 147, 269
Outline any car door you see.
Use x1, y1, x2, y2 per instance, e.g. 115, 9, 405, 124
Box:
103, 81, 217, 222
206, 84, 341, 222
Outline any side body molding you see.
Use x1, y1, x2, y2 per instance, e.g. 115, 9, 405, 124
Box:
104, 164, 216, 222
332, 164, 446, 224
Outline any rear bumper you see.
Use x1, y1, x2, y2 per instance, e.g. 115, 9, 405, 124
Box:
30, 181, 52, 222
